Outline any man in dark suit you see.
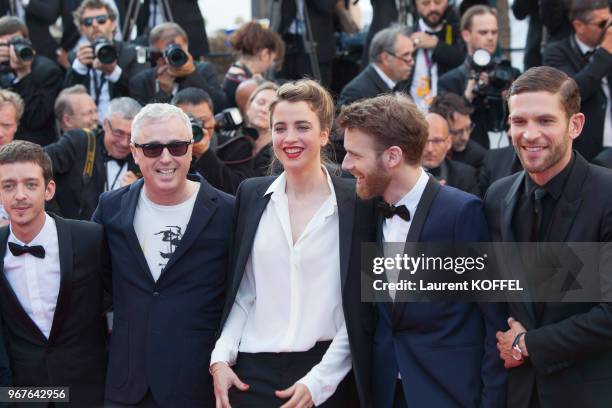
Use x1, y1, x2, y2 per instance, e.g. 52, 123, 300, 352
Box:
64, 0, 146, 121
438, 5, 520, 149
338, 25, 414, 108
45, 97, 141, 220
543, 0, 612, 161
0, 16, 63, 146
339, 93, 507, 408
93, 103, 234, 406
422, 112, 480, 196
407, 0, 465, 113
0, 140, 108, 406
129, 22, 227, 113
478, 144, 522, 195
486, 66, 612, 407
593, 147, 612, 167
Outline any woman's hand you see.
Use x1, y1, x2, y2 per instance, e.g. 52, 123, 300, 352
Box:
211, 362, 249, 408
276, 383, 313, 408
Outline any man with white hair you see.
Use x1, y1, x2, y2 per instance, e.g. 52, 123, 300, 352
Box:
93, 103, 235, 407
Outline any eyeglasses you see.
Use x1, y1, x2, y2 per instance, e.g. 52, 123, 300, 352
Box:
385, 50, 413, 65
106, 120, 130, 140
81, 15, 109, 27
449, 123, 476, 137
133, 140, 193, 158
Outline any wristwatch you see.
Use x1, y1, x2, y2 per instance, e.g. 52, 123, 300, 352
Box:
512, 332, 527, 360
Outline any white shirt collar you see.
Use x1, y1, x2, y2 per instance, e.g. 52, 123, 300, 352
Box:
265, 167, 338, 212
372, 63, 397, 89
575, 35, 595, 54
9, 213, 55, 247
393, 167, 430, 210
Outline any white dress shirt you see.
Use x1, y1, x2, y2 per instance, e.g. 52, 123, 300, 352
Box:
575, 36, 612, 148
4, 214, 61, 339
410, 20, 440, 114
372, 63, 397, 91
211, 170, 350, 406
71, 58, 123, 123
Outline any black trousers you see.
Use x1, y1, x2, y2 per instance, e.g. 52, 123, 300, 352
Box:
229, 341, 357, 407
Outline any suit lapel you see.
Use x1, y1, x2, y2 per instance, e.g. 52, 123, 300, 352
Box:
331, 177, 355, 293
47, 215, 73, 345
120, 179, 154, 282
501, 172, 524, 242
0, 226, 48, 344
161, 179, 218, 275
367, 65, 392, 94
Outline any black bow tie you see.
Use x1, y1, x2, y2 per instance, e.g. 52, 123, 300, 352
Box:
377, 202, 410, 221
8, 242, 45, 258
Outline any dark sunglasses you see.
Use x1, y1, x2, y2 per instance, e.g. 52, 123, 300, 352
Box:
133, 140, 193, 158
81, 15, 109, 27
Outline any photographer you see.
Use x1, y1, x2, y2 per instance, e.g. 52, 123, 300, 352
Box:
129, 22, 227, 113
438, 5, 519, 149
64, 0, 147, 122
0, 16, 62, 146
543, 0, 612, 161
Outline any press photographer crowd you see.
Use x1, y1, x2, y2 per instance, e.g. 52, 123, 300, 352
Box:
0, 0, 610, 406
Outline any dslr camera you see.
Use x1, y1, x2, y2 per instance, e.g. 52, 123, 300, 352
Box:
136, 43, 189, 68
468, 49, 514, 99
91, 37, 117, 64
0, 36, 35, 88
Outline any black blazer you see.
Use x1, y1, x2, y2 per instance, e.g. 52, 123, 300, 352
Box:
539, 0, 573, 43
449, 139, 486, 171
11, 55, 63, 146
92, 175, 234, 406
484, 153, 612, 407
593, 147, 612, 169
219, 176, 376, 407
478, 145, 522, 196
129, 61, 227, 113
442, 157, 480, 197
338, 64, 392, 108
64, 41, 148, 100
0, 214, 108, 406
543, 36, 612, 161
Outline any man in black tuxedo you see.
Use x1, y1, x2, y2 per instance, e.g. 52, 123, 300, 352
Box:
486, 66, 612, 408
422, 112, 480, 196
429, 92, 486, 170
93, 103, 234, 406
407, 0, 465, 113
129, 22, 227, 113
64, 0, 146, 121
338, 25, 414, 108
0, 16, 63, 146
0, 140, 108, 406
45, 97, 141, 220
438, 5, 520, 149
543, 0, 612, 161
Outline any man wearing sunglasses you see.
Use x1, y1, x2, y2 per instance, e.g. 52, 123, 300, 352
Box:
64, 0, 146, 123
44, 97, 141, 220
93, 103, 234, 407
543, 0, 612, 162
338, 24, 414, 108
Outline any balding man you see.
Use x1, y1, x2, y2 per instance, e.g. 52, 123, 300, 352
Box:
54, 85, 98, 135
422, 112, 480, 196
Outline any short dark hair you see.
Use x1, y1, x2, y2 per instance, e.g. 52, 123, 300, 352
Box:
337, 93, 429, 166
73, 0, 117, 27
429, 93, 474, 124
230, 21, 285, 64
507, 66, 581, 118
0, 16, 28, 38
570, 0, 610, 22
171, 88, 214, 111
460, 5, 498, 31
0, 141, 53, 185
149, 22, 188, 45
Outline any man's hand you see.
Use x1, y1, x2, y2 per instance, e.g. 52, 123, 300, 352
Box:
496, 317, 528, 369
168, 52, 196, 78
121, 171, 139, 187
76, 44, 95, 66
56, 48, 69, 69
192, 130, 212, 159
10, 45, 32, 80
276, 383, 313, 408
411, 32, 439, 50
464, 72, 489, 102
93, 58, 118, 76
211, 362, 249, 408
156, 64, 176, 94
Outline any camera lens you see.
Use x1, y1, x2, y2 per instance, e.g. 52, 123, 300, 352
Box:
164, 44, 188, 68
93, 39, 117, 64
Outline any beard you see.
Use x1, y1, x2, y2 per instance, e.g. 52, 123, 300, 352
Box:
356, 168, 391, 200
514, 137, 570, 174
423, 12, 443, 27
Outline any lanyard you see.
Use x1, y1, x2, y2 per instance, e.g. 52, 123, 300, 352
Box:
90, 68, 106, 106
105, 161, 125, 191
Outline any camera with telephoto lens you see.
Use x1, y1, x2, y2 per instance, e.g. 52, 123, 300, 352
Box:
8, 37, 34, 62
135, 46, 164, 65
164, 43, 189, 68
188, 114, 204, 143
214, 108, 243, 132
91, 37, 117, 64
468, 49, 514, 98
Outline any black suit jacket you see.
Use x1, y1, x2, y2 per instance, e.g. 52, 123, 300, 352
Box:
430, 158, 480, 197
539, 0, 572, 43
0, 214, 108, 406
45, 128, 138, 221
484, 153, 612, 407
93, 175, 234, 406
219, 176, 376, 407
543, 36, 612, 160
593, 147, 612, 169
64, 41, 147, 100
478, 145, 522, 196
129, 61, 227, 113
449, 139, 486, 172
338, 64, 392, 108
10, 55, 63, 146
